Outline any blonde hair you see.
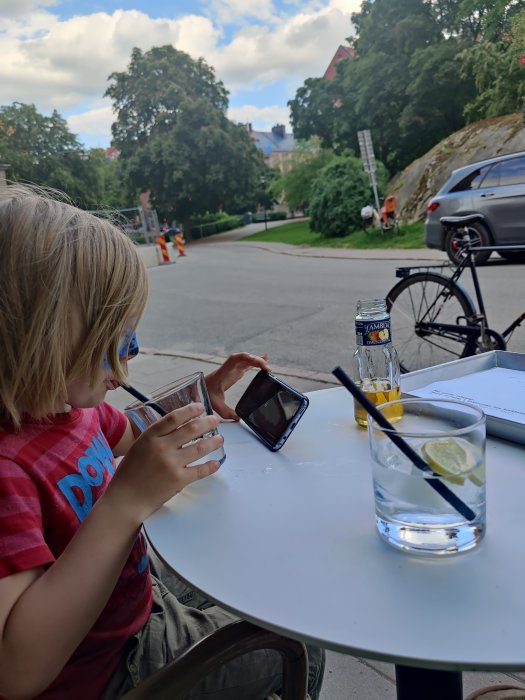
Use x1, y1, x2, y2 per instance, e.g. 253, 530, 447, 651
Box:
0, 184, 149, 428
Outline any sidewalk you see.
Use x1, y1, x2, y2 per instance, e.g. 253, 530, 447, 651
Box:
106, 349, 525, 699
187, 218, 450, 263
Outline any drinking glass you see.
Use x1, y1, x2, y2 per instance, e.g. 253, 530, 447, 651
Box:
125, 372, 226, 467
368, 398, 486, 556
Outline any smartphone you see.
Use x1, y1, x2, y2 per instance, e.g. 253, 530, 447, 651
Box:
235, 370, 309, 451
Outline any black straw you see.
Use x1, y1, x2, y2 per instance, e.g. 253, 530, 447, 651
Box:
332, 366, 476, 522
121, 384, 167, 417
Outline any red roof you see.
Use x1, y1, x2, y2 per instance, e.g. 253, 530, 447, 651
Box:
324, 45, 355, 80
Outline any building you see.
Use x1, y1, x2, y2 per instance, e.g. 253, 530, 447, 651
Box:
246, 123, 296, 173
105, 146, 120, 160
324, 45, 355, 80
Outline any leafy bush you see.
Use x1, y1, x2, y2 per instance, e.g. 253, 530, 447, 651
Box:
253, 211, 287, 222
270, 146, 335, 212
192, 215, 243, 238
309, 155, 388, 238
192, 211, 236, 225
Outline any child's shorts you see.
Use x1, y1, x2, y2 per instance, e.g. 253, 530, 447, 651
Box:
101, 575, 324, 700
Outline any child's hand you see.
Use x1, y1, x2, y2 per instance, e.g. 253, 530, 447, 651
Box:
205, 352, 270, 420
106, 403, 224, 524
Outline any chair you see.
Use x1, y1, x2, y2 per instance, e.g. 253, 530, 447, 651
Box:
121, 619, 309, 700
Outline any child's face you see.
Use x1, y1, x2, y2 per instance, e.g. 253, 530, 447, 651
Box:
65, 329, 139, 409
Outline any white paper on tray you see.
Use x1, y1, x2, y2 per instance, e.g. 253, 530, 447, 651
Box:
408, 367, 525, 425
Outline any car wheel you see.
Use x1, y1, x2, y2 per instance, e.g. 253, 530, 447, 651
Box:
445, 222, 492, 266
498, 250, 525, 263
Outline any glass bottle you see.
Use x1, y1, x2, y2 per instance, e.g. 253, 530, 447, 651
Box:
353, 298, 402, 428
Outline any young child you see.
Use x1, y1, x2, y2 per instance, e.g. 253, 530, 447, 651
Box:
0, 185, 325, 699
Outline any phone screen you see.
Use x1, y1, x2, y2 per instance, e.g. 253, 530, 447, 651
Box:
236, 372, 307, 449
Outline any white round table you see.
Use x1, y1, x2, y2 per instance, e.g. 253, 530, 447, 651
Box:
145, 386, 525, 699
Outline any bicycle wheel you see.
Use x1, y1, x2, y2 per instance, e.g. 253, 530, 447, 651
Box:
387, 272, 477, 373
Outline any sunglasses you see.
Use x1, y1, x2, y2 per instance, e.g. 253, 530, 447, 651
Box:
103, 330, 139, 369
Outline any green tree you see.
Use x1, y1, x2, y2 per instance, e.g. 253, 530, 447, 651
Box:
0, 102, 117, 208
399, 40, 476, 157
292, 0, 525, 177
107, 45, 228, 151
290, 0, 454, 172
448, 0, 522, 41
459, 10, 525, 121
351, 0, 441, 57
106, 45, 265, 224
288, 78, 340, 149
269, 141, 335, 212
309, 154, 388, 237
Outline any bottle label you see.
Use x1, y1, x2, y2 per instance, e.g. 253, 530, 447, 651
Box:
356, 319, 391, 346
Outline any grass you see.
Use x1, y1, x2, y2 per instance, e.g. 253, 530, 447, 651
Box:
242, 220, 426, 249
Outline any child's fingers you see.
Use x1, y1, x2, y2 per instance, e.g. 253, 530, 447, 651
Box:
211, 397, 239, 421
146, 403, 206, 436
171, 414, 221, 448
179, 432, 224, 467
183, 456, 223, 485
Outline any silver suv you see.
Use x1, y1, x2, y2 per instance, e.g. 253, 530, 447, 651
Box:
425, 151, 525, 264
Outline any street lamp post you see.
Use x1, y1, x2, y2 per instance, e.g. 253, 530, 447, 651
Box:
260, 177, 268, 231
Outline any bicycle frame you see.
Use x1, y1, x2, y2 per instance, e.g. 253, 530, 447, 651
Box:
395, 243, 525, 350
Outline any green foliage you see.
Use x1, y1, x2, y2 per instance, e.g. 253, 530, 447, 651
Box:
0, 102, 119, 208
106, 45, 229, 150
288, 78, 340, 148
192, 211, 237, 225
289, 0, 525, 176
243, 219, 426, 249
400, 40, 476, 155
106, 45, 265, 220
253, 211, 288, 221
270, 144, 336, 212
459, 11, 525, 122
309, 155, 375, 237
352, 0, 441, 58
192, 215, 243, 238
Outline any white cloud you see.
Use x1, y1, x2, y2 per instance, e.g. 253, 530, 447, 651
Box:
211, 4, 355, 90
205, 0, 276, 25
67, 104, 115, 138
228, 103, 290, 129
0, 10, 220, 111
0, 0, 56, 19
0, 1, 360, 144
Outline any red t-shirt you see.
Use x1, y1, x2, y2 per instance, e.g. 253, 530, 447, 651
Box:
0, 403, 153, 698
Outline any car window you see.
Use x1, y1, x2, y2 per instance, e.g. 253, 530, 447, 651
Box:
449, 166, 490, 192
479, 157, 525, 188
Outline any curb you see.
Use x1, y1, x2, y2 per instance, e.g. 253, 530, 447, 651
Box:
139, 347, 338, 386
233, 241, 446, 262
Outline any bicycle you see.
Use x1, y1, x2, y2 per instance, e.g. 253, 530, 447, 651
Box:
386, 214, 525, 373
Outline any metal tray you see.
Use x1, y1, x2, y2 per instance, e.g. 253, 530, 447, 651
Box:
400, 351, 525, 445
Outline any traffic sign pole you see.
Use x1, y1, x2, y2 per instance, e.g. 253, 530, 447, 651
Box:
357, 129, 381, 216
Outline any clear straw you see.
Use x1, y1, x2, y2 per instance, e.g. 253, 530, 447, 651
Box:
332, 366, 476, 522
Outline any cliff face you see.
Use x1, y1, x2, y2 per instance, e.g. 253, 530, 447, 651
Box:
391, 113, 525, 223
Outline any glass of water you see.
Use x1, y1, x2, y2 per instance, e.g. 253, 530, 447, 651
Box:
368, 398, 486, 556
125, 372, 226, 467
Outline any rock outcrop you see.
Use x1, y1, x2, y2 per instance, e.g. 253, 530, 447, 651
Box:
391, 113, 525, 223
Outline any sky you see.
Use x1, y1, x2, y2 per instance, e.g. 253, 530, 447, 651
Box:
0, 0, 360, 149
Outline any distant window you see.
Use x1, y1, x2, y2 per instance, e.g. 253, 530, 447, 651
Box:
479, 157, 525, 188
449, 166, 491, 192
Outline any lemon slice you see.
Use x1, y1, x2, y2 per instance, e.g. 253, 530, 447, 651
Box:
421, 437, 484, 486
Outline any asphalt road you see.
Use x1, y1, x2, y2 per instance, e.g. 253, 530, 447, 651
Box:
137, 240, 525, 374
